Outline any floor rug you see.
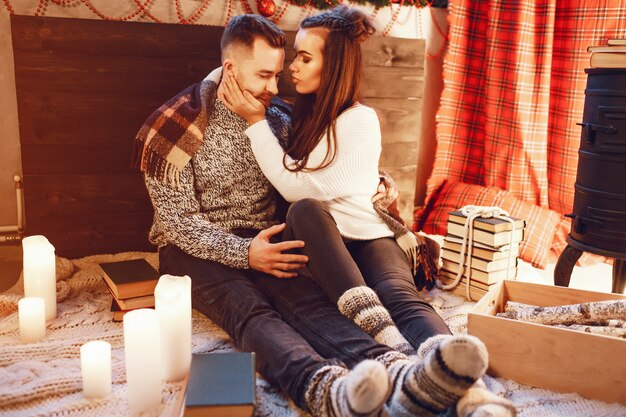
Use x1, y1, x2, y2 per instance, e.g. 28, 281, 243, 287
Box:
1, 252, 624, 417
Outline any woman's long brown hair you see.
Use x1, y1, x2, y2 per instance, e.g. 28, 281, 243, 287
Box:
284, 6, 375, 172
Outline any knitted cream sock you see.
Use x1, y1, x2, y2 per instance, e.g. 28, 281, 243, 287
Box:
377, 334, 488, 417
304, 360, 391, 417
418, 335, 516, 417
416, 333, 449, 359
338, 286, 413, 355
456, 379, 517, 417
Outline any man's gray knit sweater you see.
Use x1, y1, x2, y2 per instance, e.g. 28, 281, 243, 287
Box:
144, 98, 290, 269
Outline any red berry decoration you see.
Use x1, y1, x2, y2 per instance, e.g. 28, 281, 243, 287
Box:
257, 0, 276, 17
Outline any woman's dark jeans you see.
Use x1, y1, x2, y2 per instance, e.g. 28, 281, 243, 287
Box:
284, 198, 452, 348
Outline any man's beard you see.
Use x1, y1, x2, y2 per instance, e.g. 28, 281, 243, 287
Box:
256, 94, 272, 108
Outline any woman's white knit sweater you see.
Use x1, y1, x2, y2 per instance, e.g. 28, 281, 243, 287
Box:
245, 103, 394, 240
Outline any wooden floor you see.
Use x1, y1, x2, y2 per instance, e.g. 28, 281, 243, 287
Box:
0, 245, 22, 291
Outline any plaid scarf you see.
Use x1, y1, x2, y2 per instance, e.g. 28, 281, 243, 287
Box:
374, 172, 440, 290
131, 80, 217, 186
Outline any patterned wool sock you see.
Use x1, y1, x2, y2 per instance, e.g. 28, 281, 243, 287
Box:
338, 286, 414, 355
417, 335, 516, 417
304, 360, 391, 417
376, 334, 488, 417
416, 333, 449, 359
456, 379, 517, 417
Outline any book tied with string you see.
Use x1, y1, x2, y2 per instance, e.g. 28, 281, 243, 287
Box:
439, 209, 526, 301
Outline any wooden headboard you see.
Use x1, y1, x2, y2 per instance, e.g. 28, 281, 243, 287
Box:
10, 15, 424, 258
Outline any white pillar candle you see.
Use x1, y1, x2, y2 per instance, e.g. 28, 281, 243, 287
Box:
18, 297, 45, 343
22, 235, 57, 320
155, 274, 191, 382
81, 340, 112, 399
123, 309, 161, 413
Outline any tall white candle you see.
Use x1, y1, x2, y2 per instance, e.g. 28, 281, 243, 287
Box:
123, 309, 161, 413
81, 340, 112, 399
18, 297, 45, 343
155, 274, 191, 382
22, 235, 57, 320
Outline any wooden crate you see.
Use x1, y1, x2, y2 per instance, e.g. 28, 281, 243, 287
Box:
467, 280, 626, 405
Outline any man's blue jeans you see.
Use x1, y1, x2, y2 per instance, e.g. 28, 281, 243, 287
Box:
159, 199, 451, 410
158, 243, 390, 410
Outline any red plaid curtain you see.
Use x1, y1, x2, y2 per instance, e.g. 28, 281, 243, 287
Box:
417, 0, 626, 267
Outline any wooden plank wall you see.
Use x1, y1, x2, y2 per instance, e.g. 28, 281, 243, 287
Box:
11, 15, 423, 258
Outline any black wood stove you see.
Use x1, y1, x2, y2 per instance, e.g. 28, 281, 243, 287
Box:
554, 68, 626, 294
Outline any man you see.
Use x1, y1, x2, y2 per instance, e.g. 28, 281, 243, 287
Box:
135, 14, 489, 417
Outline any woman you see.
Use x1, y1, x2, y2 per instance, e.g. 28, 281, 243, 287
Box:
221, 5, 448, 355
221, 7, 515, 416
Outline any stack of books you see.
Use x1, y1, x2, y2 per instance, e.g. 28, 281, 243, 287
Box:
98, 258, 160, 321
588, 39, 626, 68
439, 210, 526, 300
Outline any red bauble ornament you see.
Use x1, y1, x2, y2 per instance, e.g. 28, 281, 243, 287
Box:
257, 0, 276, 17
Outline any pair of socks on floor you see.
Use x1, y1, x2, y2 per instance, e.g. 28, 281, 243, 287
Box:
312, 283, 517, 417
305, 334, 502, 417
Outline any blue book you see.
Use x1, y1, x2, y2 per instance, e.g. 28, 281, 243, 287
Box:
183, 352, 256, 417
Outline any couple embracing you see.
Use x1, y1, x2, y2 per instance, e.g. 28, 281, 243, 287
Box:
135, 7, 515, 417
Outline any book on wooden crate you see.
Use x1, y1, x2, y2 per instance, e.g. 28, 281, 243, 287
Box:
447, 210, 526, 233
98, 258, 160, 300
441, 249, 518, 273
446, 222, 525, 248
184, 352, 256, 417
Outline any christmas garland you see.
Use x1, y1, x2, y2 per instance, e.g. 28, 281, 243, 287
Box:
2, 0, 432, 26
290, 0, 432, 10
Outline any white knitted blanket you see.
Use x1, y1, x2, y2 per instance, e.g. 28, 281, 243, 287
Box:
1, 252, 625, 417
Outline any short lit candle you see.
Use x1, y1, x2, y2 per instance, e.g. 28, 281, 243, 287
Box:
155, 274, 191, 382
18, 297, 45, 343
124, 309, 161, 413
22, 235, 57, 320
81, 340, 112, 399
